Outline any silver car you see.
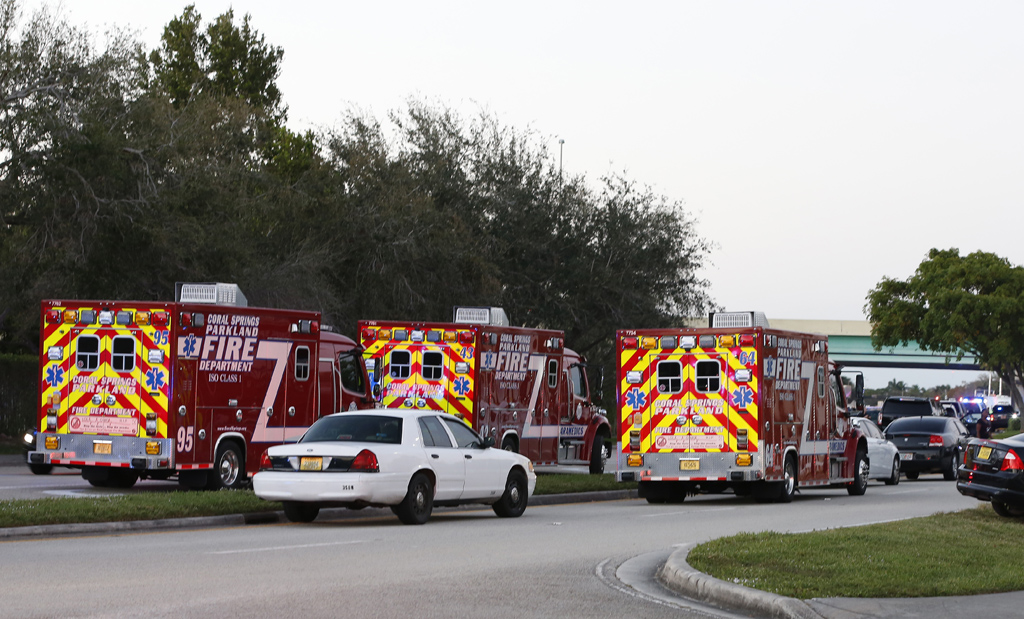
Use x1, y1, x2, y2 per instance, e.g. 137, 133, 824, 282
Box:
852, 417, 901, 485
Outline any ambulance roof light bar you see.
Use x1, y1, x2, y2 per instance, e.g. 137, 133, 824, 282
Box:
175, 282, 248, 307
453, 306, 509, 327
708, 311, 770, 329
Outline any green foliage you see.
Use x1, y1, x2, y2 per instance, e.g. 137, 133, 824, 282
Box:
0, 0, 715, 417
689, 506, 1024, 598
0, 354, 36, 436
867, 248, 1024, 414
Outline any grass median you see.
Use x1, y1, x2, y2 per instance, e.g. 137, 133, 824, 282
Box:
688, 505, 1024, 598
0, 472, 632, 529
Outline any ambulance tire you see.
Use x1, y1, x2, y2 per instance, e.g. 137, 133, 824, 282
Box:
883, 456, 900, 486
501, 436, 519, 453
394, 473, 434, 525
778, 456, 797, 503
28, 463, 53, 475
847, 448, 869, 496
492, 469, 529, 518
108, 470, 138, 489
283, 501, 320, 523
208, 442, 245, 490
589, 432, 608, 475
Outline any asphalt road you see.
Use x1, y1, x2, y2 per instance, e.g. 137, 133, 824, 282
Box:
0, 464, 979, 619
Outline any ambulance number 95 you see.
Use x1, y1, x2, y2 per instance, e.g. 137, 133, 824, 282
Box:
176, 426, 194, 453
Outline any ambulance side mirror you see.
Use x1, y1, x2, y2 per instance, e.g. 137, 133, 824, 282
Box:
854, 375, 865, 410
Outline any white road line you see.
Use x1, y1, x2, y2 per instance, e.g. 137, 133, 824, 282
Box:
209, 540, 366, 555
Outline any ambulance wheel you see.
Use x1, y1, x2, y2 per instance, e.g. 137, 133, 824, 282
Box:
283, 501, 320, 523
501, 436, 518, 453
883, 456, 900, 485
208, 442, 245, 490
493, 469, 529, 518
394, 473, 434, 525
847, 448, 868, 496
108, 470, 138, 489
589, 431, 608, 475
28, 463, 53, 475
778, 456, 797, 503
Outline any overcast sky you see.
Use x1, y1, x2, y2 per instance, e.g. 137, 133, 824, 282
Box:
24, 1, 1023, 389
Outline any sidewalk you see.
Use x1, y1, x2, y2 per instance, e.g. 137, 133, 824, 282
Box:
659, 544, 1024, 619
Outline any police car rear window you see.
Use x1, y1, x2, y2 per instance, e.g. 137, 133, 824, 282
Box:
886, 417, 947, 433
301, 415, 403, 444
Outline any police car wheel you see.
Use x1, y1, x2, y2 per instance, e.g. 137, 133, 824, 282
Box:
493, 469, 529, 518
942, 453, 959, 481
283, 501, 320, 523
395, 473, 434, 525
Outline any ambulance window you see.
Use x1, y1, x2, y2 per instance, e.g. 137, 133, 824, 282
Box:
829, 373, 844, 407
547, 359, 558, 388
111, 336, 135, 372
570, 365, 587, 398
695, 360, 721, 393
76, 335, 100, 371
337, 351, 365, 393
657, 360, 682, 394
817, 366, 826, 399
390, 350, 411, 379
294, 347, 310, 380
422, 351, 444, 381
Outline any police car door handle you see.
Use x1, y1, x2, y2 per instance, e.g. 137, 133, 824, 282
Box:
465, 454, 473, 460
431, 454, 439, 459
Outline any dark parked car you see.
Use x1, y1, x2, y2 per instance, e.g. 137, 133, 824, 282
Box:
885, 416, 970, 480
958, 434, 1024, 517
988, 404, 1015, 431
879, 396, 942, 427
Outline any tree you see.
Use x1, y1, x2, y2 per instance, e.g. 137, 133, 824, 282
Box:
867, 248, 1024, 414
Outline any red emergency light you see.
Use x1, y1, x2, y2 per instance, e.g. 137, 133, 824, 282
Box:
45, 309, 62, 324
621, 337, 638, 349
739, 334, 755, 347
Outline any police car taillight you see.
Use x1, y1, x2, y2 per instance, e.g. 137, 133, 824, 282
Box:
351, 449, 379, 472
259, 450, 273, 471
928, 435, 943, 447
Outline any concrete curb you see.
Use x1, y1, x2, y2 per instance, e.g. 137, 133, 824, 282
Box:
0, 489, 639, 541
658, 545, 825, 619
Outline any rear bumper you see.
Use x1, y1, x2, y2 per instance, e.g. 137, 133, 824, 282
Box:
252, 470, 409, 505
957, 469, 1024, 506
29, 434, 175, 470
898, 448, 949, 473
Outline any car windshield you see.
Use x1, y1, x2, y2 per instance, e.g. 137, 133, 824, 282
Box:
881, 400, 932, 415
886, 417, 947, 433
300, 415, 403, 444
961, 401, 986, 414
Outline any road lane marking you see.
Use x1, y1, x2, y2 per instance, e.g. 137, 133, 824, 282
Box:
209, 540, 366, 555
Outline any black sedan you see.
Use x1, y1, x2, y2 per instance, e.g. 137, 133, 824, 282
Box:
958, 435, 1024, 517
885, 416, 970, 480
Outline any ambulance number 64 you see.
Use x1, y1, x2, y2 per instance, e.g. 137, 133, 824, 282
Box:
176, 426, 194, 453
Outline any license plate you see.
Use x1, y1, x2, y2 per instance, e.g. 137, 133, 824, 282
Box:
900, 452, 914, 461
679, 460, 700, 471
93, 441, 112, 455
300, 457, 322, 471
978, 446, 992, 460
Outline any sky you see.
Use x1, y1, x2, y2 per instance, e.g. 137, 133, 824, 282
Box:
21, 1, 1024, 388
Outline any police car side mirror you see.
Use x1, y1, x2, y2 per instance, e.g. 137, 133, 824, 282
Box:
483, 436, 496, 449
